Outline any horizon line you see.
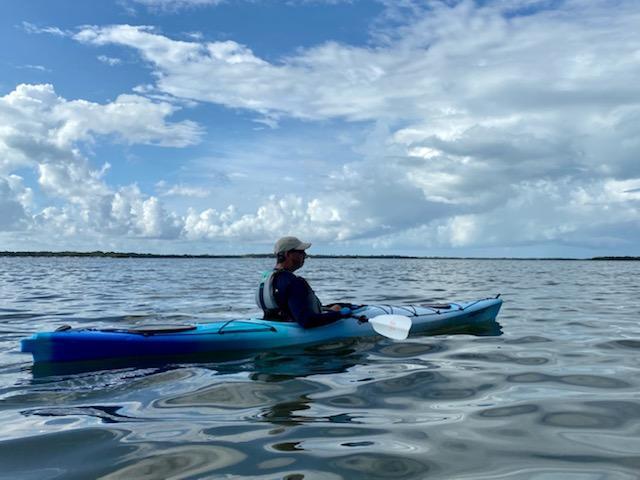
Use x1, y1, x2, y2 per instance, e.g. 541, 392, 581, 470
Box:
1, 251, 638, 261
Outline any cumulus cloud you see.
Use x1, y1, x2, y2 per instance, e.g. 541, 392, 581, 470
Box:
0, 84, 202, 239
182, 195, 350, 242
110, 185, 183, 238
0, 175, 32, 230
438, 178, 640, 250
0, 84, 202, 161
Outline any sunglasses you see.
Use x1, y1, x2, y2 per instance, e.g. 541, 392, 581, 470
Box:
289, 249, 307, 257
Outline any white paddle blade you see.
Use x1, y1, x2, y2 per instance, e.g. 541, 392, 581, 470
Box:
368, 314, 412, 340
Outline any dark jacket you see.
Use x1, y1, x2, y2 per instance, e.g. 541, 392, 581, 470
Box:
268, 270, 342, 328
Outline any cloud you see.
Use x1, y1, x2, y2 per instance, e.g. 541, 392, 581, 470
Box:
97, 55, 122, 66
0, 83, 357, 245
72, 1, 640, 125
21, 21, 70, 37
128, 0, 225, 11
182, 195, 350, 242
25, 181, 188, 241
1, 84, 202, 159
110, 185, 183, 238
124, 0, 352, 13
0, 84, 202, 239
439, 178, 640, 250
156, 181, 211, 198
0, 175, 32, 230
17, 64, 51, 72
74, 24, 389, 121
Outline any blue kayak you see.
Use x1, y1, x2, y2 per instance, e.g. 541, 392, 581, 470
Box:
21, 297, 502, 364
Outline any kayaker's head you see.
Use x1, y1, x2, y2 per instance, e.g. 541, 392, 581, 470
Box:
274, 236, 311, 272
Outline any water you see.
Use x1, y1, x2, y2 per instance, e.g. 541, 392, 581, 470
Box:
1, 257, 639, 479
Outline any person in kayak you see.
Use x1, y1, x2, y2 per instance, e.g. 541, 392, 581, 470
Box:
256, 236, 352, 328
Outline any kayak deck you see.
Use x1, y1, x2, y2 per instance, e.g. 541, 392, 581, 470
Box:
21, 297, 502, 364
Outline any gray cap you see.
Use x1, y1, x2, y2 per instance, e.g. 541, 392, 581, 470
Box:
274, 236, 312, 254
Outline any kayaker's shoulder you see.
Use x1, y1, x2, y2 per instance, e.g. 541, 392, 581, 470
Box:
273, 270, 308, 291
274, 270, 298, 282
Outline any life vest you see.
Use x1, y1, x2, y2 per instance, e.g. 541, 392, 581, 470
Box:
255, 269, 280, 318
255, 269, 322, 321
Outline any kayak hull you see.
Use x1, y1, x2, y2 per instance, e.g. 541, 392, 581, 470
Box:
21, 297, 502, 364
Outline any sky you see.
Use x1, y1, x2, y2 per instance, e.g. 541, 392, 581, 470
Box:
1, 0, 639, 257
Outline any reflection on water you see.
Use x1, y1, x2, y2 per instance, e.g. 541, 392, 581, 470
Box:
101, 444, 246, 480
1, 257, 639, 479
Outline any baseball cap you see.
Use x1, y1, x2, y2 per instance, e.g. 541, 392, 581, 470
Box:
274, 236, 312, 254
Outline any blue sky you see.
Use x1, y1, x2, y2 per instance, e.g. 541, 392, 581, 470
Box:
1, 0, 639, 257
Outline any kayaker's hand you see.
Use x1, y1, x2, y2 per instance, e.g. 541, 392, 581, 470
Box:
328, 304, 342, 312
339, 307, 352, 317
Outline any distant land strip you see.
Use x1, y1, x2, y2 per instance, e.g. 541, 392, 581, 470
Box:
0, 251, 638, 260
0, 251, 420, 259
591, 256, 640, 261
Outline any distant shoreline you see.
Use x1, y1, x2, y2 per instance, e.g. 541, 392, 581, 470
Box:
0, 251, 638, 261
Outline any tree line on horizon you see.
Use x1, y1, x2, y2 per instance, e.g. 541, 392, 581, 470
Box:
0, 251, 638, 260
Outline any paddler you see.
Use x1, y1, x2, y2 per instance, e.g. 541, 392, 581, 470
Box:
255, 236, 352, 327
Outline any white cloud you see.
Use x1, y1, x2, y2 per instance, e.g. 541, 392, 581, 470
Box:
0, 84, 362, 245
21, 21, 69, 37
0, 84, 202, 164
0, 175, 32, 230
33, 206, 78, 237
111, 186, 183, 238
128, 0, 225, 11
72, 1, 640, 127
156, 181, 211, 198
0, 84, 202, 239
97, 55, 122, 66
182, 195, 351, 242
37, 160, 109, 202
443, 178, 640, 250
56, 93, 203, 148
125, 0, 352, 13
18, 64, 51, 72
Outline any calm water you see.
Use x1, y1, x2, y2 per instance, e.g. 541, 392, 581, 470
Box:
0, 257, 639, 479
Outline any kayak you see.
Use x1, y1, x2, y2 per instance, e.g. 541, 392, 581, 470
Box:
21, 296, 502, 364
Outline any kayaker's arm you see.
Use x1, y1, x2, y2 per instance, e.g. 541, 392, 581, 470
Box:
286, 278, 344, 328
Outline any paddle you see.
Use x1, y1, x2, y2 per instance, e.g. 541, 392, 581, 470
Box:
363, 314, 412, 340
